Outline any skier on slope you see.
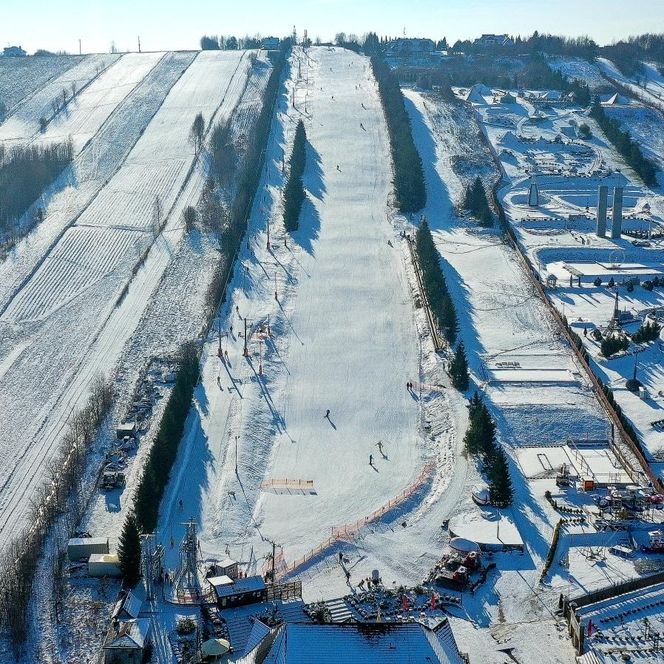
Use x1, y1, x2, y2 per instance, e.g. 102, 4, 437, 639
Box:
325, 409, 330, 419
369, 454, 373, 466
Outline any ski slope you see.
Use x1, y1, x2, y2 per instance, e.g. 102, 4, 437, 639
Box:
158, 47, 429, 580
0, 50, 253, 548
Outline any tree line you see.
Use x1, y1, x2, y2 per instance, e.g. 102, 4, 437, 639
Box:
0, 376, 113, 649
283, 120, 307, 232
589, 98, 658, 186
200, 34, 265, 50
133, 342, 199, 534
0, 140, 73, 234
371, 56, 426, 213
206, 43, 290, 310
415, 219, 457, 345
464, 392, 513, 506
463, 176, 493, 227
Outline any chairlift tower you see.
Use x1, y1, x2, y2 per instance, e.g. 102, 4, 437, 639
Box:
141, 534, 156, 600
173, 519, 201, 603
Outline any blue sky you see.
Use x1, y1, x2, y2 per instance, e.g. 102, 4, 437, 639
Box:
3, 0, 663, 54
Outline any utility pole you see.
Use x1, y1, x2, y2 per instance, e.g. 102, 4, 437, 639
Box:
267, 214, 271, 250
243, 318, 248, 357
218, 318, 222, 357
137, 36, 141, 53
271, 541, 276, 583
235, 435, 239, 474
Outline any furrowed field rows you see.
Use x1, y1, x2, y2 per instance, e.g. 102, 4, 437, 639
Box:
2, 51, 251, 321
0, 55, 79, 113
38, 51, 165, 152
0, 49, 252, 546
80, 160, 188, 228
0, 53, 120, 145
0, 51, 197, 311
3, 227, 138, 321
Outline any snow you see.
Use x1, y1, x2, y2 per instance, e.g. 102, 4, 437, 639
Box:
399, 88, 664, 659
0, 53, 120, 146
0, 51, 196, 298
37, 52, 165, 152
0, 50, 252, 548
548, 56, 609, 92
159, 46, 424, 573
0, 54, 80, 113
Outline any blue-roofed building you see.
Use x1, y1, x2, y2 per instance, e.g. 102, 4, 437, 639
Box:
238, 619, 469, 663
220, 600, 309, 653
208, 574, 267, 608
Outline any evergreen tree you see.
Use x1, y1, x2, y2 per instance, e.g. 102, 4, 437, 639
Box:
415, 220, 457, 343
450, 342, 469, 391
463, 176, 493, 227
283, 120, 307, 232
118, 513, 142, 587
487, 446, 513, 507
370, 56, 426, 212
589, 99, 657, 186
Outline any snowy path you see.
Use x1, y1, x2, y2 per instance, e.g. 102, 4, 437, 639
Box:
0, 51, 252, 548
158, 48, 443, 586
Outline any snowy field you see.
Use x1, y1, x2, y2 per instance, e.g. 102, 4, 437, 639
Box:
0, 50, 253, 549
463, 79, 664, 484
548, 56, 610, 92
0, 51, 196, 297
0, 54, 80, 113
400, 90, 664, 661
0, 52, 120, 146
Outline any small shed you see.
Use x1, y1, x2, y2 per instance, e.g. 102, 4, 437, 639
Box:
216, 557, 239, 580
116, 422, 137, 439
112, 591, 143, 620
104, 618, 151, 664
68, 536, 109, 561
209, 575, 266, 608
89, 553, 122, 577
546, 273, 558, 289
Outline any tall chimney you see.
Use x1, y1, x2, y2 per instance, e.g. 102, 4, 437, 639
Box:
596, 185, 608, 237
611, 186, 623, 239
